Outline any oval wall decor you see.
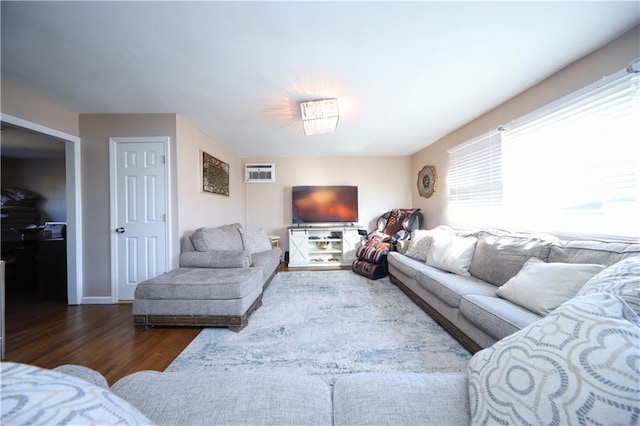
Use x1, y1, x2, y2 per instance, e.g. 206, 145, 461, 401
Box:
417, 165, 438, 198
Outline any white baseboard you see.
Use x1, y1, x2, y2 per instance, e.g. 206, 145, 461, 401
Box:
80, 296, 116, 305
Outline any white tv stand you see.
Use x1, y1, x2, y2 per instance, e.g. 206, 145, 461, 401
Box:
287, 225, 364, 267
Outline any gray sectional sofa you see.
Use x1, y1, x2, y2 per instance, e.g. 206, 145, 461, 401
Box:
2, 228, 638, 425
389, 226, 640, 351
133, 223, 281, 330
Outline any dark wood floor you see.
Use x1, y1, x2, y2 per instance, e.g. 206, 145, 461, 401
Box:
3, 294, 201, 385
3, 266, 347, 385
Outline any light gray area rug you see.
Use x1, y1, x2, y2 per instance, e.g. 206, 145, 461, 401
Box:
167, 270, 471, 383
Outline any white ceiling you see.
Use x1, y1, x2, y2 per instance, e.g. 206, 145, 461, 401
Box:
1, 1, 638, 158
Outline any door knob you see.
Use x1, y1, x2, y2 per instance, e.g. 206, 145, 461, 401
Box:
115, 227, 126, 234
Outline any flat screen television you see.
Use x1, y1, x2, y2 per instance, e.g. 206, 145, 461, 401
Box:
292, 185, 358, 224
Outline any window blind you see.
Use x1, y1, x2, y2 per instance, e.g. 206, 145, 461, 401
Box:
446, 63, 639, 238
448, 130, 503, 208
501, 70, 639, 238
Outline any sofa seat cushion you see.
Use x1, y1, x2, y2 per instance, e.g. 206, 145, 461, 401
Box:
468, 230, 554, 286
459, 294, 542, 341
1, 363, 152, 425
468, 293, 640, 425
548, 239, 640, 266
416, 267, 496, 308
111, 371, 333, 426
387, 252, 424, 281
333, 373, 470, 426
134, 267, 262, 300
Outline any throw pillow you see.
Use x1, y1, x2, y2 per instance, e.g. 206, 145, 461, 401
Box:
192, 223, 243, 252
1, 362, 152, 425
468, 293, 640, 425
426, 232, 477, 277
576, 256, 640, 315
239, 228, 273, 254
496, 258, 604, 315
404, 230, 434, 262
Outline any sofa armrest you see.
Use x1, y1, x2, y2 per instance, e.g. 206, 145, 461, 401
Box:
180, 250, 252, 268
53, 364, 109, 388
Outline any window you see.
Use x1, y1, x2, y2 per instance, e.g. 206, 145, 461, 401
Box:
448, 130, 503, 227
448, 64, 640, 239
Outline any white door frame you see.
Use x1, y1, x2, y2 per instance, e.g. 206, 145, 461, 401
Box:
1, 113, 83, 305
109, 137, 172, 302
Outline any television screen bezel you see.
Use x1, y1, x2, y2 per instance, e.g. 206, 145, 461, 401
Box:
291, 185, 359, 225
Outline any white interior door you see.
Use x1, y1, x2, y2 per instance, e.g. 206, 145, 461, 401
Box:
110, 138, 169, 301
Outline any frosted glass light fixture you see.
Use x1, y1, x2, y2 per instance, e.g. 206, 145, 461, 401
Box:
300, 98, 339, 135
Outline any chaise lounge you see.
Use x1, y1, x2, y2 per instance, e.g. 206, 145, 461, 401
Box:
133, 223, 281, 331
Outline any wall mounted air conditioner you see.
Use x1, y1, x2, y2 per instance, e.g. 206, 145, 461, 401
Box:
244, 163, 275, 183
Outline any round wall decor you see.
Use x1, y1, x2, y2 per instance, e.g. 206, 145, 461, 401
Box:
417, 165, 438, 198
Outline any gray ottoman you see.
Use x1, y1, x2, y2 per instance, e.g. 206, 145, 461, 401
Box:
133, 267, 263, 331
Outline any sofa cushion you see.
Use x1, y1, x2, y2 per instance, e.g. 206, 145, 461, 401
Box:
426, 232, 477, 277
459, 294, 542, 341
333, 373, 470, 426
250, 247, 281, 282
112, 371, 333, 426
496, 258, 605, 315
416, 266, 496, 309
180, 249, 252, 268
1, 363, 151, 425
134, 267, 262, 300
468, 293, 640, 425
548, 239, 640, 266
405, 229, 437, 262
576, 256, 640, 314
469, 231, 552, 286
192, 223, 243, 252
239, 228, 272, 254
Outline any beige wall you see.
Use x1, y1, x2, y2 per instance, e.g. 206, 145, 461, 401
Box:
79, 114, 178, 297
176, 115, 245, 237
411, 25, 640, 228
243, 156, 413, 250
1, 85, 79, 136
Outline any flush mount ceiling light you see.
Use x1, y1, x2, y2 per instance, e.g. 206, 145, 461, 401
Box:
300, 98, 339, 136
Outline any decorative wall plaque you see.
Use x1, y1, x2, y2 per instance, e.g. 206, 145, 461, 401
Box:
417, 165, 438, 198
201, 151, 229, 196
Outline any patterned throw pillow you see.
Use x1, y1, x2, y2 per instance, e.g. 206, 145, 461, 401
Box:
239, 228, 273, 254
404, 230, 434, 262
468, 293, 640, 425
576, 256, 640, 315
1, 363, 152, 425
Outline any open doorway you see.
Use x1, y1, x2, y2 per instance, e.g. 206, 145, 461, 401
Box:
1, 124, 68, 302
0, 114, 82, 305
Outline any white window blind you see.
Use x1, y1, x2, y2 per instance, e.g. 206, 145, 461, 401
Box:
446, 63, 639, 239
501, 70, 639, 238
448, 130, 503, 227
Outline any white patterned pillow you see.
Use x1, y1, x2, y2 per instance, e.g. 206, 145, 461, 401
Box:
239, 228, 272, 254
404, 230, 434, 261
576, 256, 640, 314
1, 363, 152, 425
468, 293, 640, 425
